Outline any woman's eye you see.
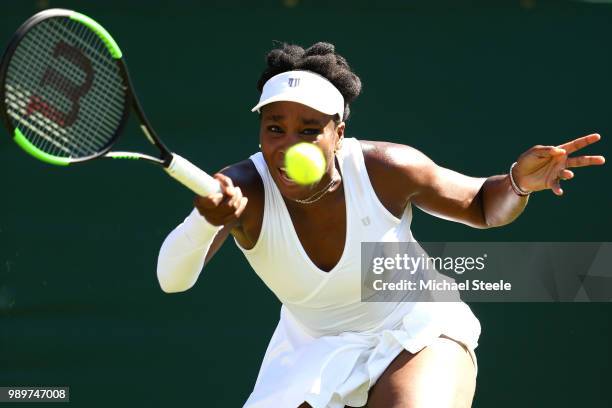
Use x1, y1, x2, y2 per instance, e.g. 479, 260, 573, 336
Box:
302, 128, 321, 136
267, 125, 283, 133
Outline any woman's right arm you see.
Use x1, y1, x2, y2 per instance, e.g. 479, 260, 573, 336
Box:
156, 172, 248, 293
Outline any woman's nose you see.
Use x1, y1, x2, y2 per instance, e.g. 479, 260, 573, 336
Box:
280, 132, 304, 151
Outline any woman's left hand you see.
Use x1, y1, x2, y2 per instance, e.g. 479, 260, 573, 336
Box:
512, 133, 606, 196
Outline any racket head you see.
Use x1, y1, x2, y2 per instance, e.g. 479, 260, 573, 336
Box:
0, 8, 131, 165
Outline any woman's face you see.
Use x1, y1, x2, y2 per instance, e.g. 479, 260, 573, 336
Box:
259, 101, 345, 201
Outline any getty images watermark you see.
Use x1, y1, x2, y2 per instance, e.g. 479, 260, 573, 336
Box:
360, 242, 612, 302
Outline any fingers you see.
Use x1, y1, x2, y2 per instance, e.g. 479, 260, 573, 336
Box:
551, 166, 575, 197
534, 135, 605, 167
527, 145, 566, 159
549, 154, 567, 196
195, 173, 232, 208
518, 134, 604, 197
193, 173, 248, 226
559, 169, 574, 180
217, 173, 236, 196
557, 133, 601, 154
566, 155, 606, 168
551, 180, 563, 196
224, 196, 248, 224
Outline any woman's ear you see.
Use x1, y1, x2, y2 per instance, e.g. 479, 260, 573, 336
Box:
335, 122, 345, 152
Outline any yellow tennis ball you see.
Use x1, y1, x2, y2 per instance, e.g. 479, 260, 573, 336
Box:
284, 143, 326, 185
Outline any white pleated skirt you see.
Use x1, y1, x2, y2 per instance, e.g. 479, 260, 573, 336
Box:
243, 302, 481, 408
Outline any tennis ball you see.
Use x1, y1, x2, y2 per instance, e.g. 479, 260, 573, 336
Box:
284, 143, 326, 185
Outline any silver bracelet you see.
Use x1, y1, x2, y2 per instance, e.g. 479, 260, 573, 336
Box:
509, 162, 531, 196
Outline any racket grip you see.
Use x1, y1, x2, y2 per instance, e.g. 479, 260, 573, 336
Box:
164, 154, 221, 196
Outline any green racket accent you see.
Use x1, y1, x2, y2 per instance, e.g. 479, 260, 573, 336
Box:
69, 12, 122, 59
110, 154, 140, 160
13, 128, 71, 166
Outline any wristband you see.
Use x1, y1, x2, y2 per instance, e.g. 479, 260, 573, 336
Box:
509, 162, 531, 196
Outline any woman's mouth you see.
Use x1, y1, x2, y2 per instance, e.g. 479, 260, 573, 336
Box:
278, 167, 296, 186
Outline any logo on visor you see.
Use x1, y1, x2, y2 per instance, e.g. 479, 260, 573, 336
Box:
288, 78, 300, 87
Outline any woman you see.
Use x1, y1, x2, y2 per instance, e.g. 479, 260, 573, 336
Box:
157, 42, 605, 407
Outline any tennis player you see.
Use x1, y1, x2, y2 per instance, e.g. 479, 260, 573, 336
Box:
156, 42, 605, 408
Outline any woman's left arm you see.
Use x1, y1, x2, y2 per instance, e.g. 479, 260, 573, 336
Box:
366, 133, 605, 229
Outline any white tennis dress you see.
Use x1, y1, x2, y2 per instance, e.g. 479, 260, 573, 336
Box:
237, 138, 481, 408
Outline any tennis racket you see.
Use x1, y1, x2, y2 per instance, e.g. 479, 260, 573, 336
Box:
0, 8, 221, 196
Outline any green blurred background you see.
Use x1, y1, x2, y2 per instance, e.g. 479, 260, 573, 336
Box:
1, 0, 610, 406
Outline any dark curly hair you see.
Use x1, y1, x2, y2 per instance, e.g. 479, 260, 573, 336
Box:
257, 42, 362, 122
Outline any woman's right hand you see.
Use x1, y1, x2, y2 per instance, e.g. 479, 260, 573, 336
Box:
194, 173, 248, 227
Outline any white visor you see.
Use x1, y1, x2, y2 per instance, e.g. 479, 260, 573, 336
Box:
251, 70, 344, 119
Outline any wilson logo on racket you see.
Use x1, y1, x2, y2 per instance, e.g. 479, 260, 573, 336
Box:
25, 41, 93, 127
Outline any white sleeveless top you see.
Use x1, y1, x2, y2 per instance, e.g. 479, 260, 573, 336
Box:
239, 138, 481, 408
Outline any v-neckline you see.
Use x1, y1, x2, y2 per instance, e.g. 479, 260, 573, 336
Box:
275, 158, 351, 278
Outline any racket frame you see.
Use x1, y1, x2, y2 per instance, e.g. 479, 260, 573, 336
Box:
0, 8, 172, 167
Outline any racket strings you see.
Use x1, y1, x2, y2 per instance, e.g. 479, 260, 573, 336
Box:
45, 19, 124, 153
9, 43, 88, 156
5, 84, 73, 155
4, 16, 127, 159
8, 35, 90, 156
49, 19, 125, 151
50, 20, 122, 82
7, 23, 120, 158
7, 34, 77, 156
